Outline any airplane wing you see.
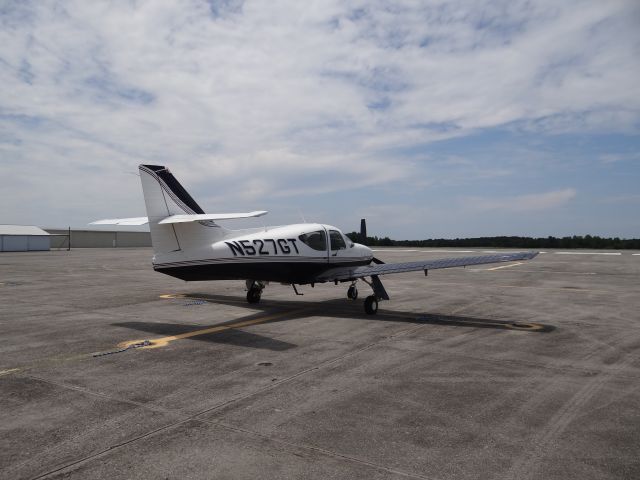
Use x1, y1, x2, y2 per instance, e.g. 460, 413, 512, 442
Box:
314, 251, 539, 283
90, 211, 268, 226
89, 217, 149, 225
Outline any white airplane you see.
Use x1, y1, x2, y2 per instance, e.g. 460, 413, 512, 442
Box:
92, 165, 538, 314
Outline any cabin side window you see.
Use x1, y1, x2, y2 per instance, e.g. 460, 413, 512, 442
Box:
329, 230, 346, 250
298, 230, 327, 251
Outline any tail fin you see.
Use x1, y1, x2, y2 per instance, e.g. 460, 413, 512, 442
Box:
139, 164, 219, 255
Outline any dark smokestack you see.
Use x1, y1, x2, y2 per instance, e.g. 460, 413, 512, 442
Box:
360, 218, 367, 240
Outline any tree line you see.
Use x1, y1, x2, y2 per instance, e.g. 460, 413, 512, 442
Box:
345, 233, 640, 249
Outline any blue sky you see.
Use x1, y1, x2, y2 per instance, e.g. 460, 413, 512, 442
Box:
1, 0, 639, 238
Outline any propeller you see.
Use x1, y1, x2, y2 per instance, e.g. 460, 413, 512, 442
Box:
359, 218, 384, 264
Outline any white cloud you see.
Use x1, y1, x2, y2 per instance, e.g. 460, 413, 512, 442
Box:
464, 188, 577, 212
0, 0, 638, 231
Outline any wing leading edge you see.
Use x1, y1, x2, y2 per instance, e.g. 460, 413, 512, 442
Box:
314, 251, 539, 283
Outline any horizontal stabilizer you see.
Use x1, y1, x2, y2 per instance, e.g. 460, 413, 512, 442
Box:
90, 211, 267, 226
89, 217, 149, 226
158, 211, 268, 224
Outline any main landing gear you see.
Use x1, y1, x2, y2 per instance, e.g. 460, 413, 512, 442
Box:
246, 280, 266, 304
348, 276, 389, 315
364, 295, 378, 314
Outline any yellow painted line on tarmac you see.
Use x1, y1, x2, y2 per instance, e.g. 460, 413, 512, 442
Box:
0, 368, 21, 377
486, 262, 524, 271
119, 307, 309, 350
504, 322, 545, 331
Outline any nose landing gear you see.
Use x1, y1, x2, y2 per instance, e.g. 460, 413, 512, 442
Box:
246, 280, 266, 304
347, 283, 358, 300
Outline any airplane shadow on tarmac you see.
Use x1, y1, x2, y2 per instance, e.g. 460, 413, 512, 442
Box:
113, 293, 555, 352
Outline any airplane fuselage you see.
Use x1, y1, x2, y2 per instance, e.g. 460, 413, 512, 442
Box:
152, 223, 373, 284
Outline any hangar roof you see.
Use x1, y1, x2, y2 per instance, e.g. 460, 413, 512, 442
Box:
0, 225, 50, 236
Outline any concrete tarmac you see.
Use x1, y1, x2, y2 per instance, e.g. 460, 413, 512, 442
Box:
1, 248, 639, 479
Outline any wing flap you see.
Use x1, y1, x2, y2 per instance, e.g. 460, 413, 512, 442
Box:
315, 252, 538, 282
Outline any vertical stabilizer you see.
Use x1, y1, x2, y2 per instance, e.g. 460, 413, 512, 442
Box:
138, 164, 222, 256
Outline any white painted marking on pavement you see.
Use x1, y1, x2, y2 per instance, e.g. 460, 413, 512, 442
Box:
371, 249, 477, 253
372, 249, 422, 252
486, 262, 524, 271
554, 252, 621, 255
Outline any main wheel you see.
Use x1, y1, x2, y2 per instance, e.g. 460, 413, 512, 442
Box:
347, 285, 358, 300
364, 295, 378, 315
247, 288, 262, 304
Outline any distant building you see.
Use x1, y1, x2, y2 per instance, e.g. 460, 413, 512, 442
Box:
0, 225, 51, 252
44, 228, 151, 248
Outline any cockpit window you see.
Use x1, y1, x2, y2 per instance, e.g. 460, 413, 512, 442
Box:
329, 230, 346, 250
298, 230, 327, 251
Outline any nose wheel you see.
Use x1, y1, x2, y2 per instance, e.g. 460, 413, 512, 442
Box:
247, 288, 262, 304
246, 280, 266, 304
347, 284, 358, 300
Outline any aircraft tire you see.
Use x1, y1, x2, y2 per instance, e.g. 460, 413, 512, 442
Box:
247, 289, 261, 304
347, 285, 358, 300
364, 295, 378, 315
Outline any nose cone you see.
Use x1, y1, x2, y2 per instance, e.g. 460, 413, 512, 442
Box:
354, 243, 373, 260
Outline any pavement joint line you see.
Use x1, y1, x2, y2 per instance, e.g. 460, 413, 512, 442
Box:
24, 371, 432, 480
30, 417, 193, 480
204, 419, 435, 480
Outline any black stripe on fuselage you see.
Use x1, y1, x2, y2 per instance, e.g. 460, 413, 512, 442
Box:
154, 259, 370, 284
